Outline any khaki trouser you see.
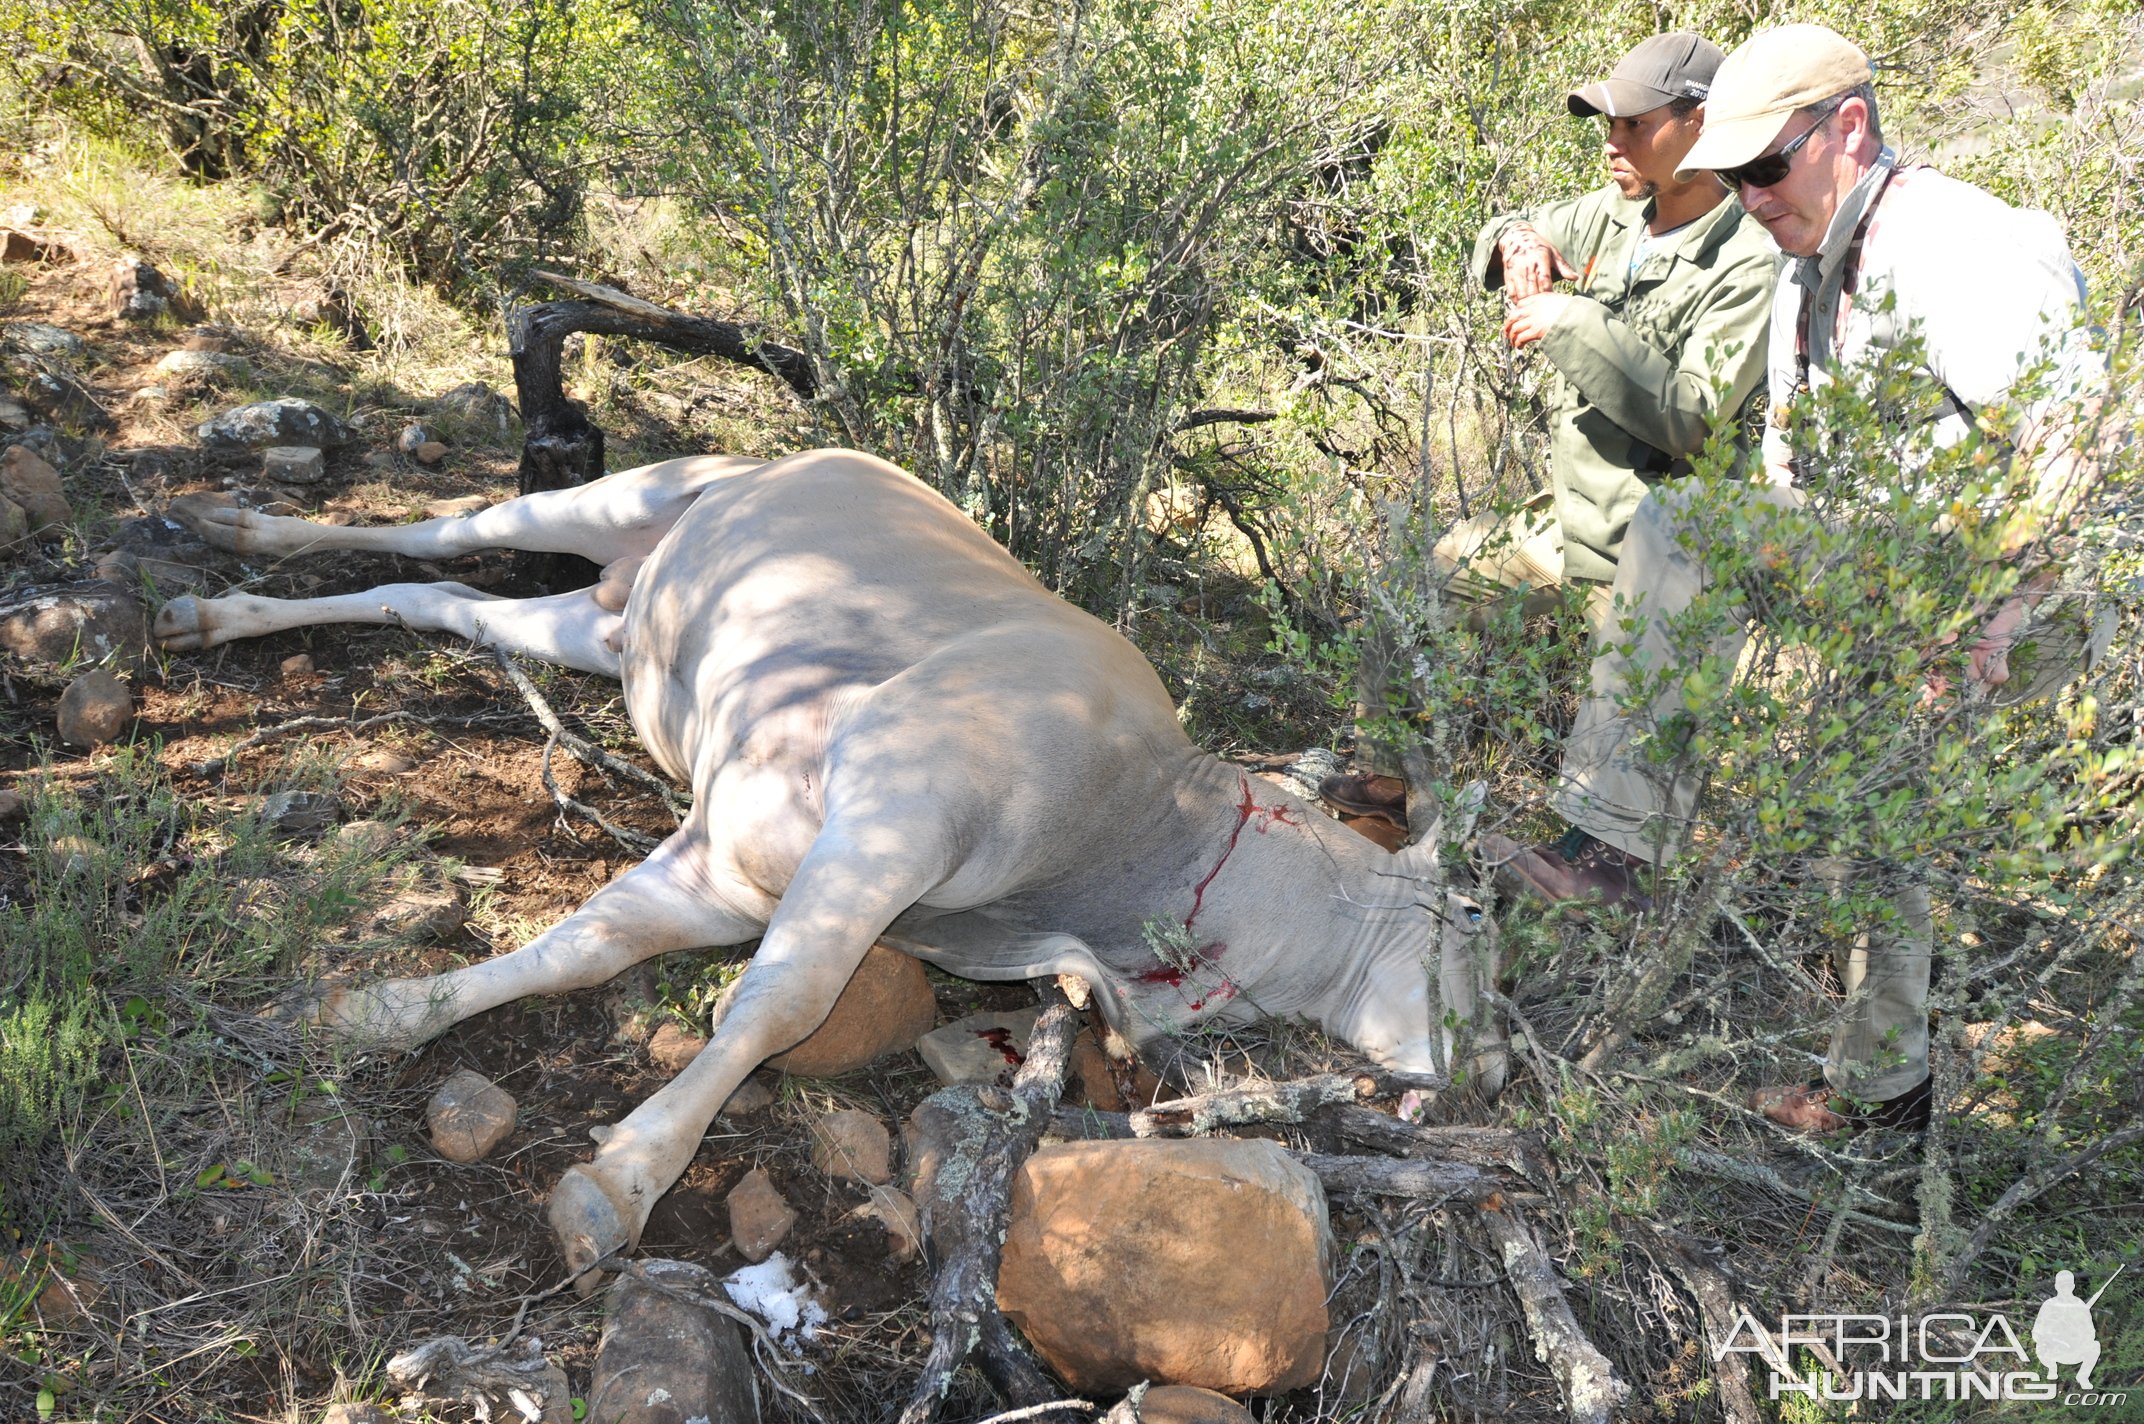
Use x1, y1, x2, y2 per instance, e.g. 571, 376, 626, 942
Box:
1355, 501, 1612, 778
1552, 478, 2098, 1101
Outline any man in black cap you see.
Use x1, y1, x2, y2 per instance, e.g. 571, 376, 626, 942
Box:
1325, 32, 1776, 827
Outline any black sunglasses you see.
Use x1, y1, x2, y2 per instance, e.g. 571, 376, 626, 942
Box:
1718, 98, 1843, 192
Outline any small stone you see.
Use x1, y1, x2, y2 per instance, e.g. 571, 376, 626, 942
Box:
14, 364, 110, 430
0, 396, 29, 429
3, 323, 87, 358
319, 1403, 397, 1424
424, 494, 490, 518
996, 1138, 1335, 1395
917, 1007, 1041, 1087
350, 748, 415, 774
427, 1069, 517, 1164
0, 494, 27, 549
720, 1075, 776, 1117
154, 350, 251, 383
0, 583, 151, 671
810, 1109, 892, 1185
0, 788, 22, 821
397, 424, 433, 454
196, 398, 352, 451
110, 255, 194, 320
260, 789, 340, 834
262, 446, 327, 483
0, 203, 36, 227
767, 943, 937, 1077
726, 1167, 795, 1263
590, 1259, 759, 1424
182, 328, 232, 353
414, 440, 448, 465
648, 1022, 707, 1073
56, 670, 131, 746
371, 882, 468, 942
277, 1100, 375, 1191
1135, 1386, 1257, 1423
851, 1185, 923, 1262
363, 450, 395, 471
46, 834, 98, 876
0, 230, 34, 263
1, 443, 70, 531
332, 820, 396, 858
281, 653, 315, 678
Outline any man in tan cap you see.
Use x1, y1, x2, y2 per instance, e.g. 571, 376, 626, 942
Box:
1480, 24, 2107, 1133
1324, 31, 1775, 827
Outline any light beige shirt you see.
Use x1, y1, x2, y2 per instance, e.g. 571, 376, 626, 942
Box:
1760, 147, 2098, 479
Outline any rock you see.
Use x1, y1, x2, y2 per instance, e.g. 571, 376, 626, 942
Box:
0, 494, 26, 549
182, 328, 232, 353
196, 398, 352, 451
110, 255, 187, 320
425, 494, 490, 518
590, 1259, 759, 1424
262, 445, 328, 483
0, 787, 22, 821
415, 440, 448, 465
0, 229, 37, 263
720, 1074, 776, 1117
1134, 1386, 1257, 1423
1069, 1028, 1164, 1111
155, 350, 252, 384
0, 203, 36, 227
767, 942, 936, 1078
13, 363, 110, 430
2, 323, 86, 359
428, 1069, 518, 1164
351, 748, 416, 774
397, 424, 433, 454
916, 1007, 1041, 1087
276, 1100, 375, 1191
319, 1403, 397, 1424
0, 395, 29, 430
725, 1167, 795, 1263
260, 789, 340, 835
0, 583, 151, 671
290, 286, 371, 350
45, 834, 98, 876
809, 1109, 892, 1185
56, 670, 131, 746
332, 820, 395, 858
371, 882, 469, 942
648, 1022, 707, 1073
851, 1185, 923, 1262
281, 653, 315, 678
2, 443, 71, 530
996, 1138, 1334, 1395
432, 380, 517, 438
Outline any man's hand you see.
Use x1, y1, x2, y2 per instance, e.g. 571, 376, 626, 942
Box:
1498, 222, 1578, 302
1922, 575, 2052, 704
1503, 293, 1574, 349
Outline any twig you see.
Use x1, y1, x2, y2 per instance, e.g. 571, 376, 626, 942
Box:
972, 1401, 1097, 1424
1630, 1224, 1768, 1424
899, 989, 1082, 1424
188, 710, 499, 778
489, 647, 686, 852
1478, 1201, 1628, 1424
1942, 1122, 2144, 1293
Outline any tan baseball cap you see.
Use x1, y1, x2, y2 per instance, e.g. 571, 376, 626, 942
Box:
1676, 25, 1874, 177
1567, 32, 1724, 117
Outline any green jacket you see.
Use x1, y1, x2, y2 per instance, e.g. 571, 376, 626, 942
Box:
1474, 185, 1775, 582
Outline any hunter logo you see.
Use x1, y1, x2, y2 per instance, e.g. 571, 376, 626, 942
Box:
1716, 1267, 2128, 1406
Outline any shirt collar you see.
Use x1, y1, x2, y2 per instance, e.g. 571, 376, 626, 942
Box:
1793, 146, 1899, 290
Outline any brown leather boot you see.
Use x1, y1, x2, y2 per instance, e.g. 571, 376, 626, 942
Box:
1317, 772, 1407, 827
1477, 827, 1652, 910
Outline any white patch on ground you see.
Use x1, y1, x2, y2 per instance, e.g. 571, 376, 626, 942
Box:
721, 1252, 828, 1346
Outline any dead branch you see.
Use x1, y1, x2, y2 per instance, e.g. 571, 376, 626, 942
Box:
1173, 407, 1277, 433
1478, 1201, 1628, 1424
1295, 1155, 1501, 1202
899, 988, 1082, 1424
489, 647, 687, 852
1632, 1225, 1765, 1424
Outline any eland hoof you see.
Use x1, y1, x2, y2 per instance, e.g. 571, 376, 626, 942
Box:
548, 1163, 634, 1288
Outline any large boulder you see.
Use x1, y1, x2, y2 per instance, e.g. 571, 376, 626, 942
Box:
997, 1138, 1334, 1396
766, 942, 937, 1077
196, 398, 353, 451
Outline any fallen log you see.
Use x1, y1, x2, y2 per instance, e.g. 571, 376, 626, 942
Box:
1478, 1202, 1627, 1424
900, 988, 1082, 1424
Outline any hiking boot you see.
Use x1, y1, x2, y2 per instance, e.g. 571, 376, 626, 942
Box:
1318, 772, 1407, 827
1752, 1076, 1932, 1134
1477, 826, 1653, 910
